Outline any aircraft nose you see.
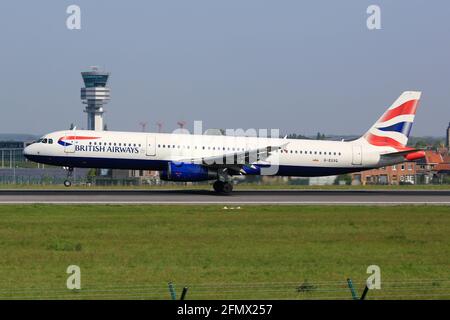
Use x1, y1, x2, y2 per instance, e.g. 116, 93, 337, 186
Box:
23, 145, 31, 156
23, 144, 36, 159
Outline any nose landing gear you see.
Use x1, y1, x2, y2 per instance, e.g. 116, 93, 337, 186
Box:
63, 167, 74, 187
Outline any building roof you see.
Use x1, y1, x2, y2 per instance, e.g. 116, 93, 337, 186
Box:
422, 150, 443, 164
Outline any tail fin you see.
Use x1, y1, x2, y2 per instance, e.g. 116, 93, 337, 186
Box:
362, 91, 421, 150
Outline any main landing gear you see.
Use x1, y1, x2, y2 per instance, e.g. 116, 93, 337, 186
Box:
63, 167, 73, 187
213, 169, 234, 194
213, 180, 233, 194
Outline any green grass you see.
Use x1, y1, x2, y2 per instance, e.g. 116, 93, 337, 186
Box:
0, 205, 449, 299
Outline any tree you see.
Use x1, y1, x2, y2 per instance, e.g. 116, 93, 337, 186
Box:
86, 168, 97, 183
316, 132, 326, 140
334, 174, 352, 185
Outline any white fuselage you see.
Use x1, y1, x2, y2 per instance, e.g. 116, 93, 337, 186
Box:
23, 129, 399, 178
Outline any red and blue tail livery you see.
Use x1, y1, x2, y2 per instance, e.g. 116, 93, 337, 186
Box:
363, 91, 421, 151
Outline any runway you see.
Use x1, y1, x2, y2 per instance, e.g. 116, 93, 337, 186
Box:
0, 189, 449, 205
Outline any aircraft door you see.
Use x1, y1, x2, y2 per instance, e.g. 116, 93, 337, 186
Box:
63, 132, 76, 153
146, 135, 156, 156
352, 145, 362, 165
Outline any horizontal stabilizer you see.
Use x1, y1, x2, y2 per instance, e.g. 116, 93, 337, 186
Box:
381, 149, 425, 161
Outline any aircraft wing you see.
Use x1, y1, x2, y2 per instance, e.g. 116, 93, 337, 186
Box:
177, 142, 289, 172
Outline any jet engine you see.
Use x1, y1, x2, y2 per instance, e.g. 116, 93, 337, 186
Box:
160, 162, 217, 181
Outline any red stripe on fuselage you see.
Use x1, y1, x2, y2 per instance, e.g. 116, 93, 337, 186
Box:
379, 99, 418, 123
60, 136, 101, 141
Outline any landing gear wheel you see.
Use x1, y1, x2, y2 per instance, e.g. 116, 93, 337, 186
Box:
213, 181, 233, 194
221, 182, 233, 194
64, 180, 72, 187
213, 180, 224, 193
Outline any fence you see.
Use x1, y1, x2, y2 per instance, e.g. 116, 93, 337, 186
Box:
0, 279, 448, 300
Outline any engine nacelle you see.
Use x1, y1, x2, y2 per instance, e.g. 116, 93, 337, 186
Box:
241, 165, 261, 175
160, 162, 217, 181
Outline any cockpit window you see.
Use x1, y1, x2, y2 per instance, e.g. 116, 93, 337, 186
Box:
36, 138, 51, 144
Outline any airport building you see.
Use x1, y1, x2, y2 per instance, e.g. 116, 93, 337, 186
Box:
81, 67, 110, 131
0, 141, 28, 169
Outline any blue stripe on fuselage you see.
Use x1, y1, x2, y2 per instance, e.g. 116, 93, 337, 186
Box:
24, 154, 367, 177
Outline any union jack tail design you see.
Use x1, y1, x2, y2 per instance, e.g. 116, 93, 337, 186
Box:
363, 91, 421, 150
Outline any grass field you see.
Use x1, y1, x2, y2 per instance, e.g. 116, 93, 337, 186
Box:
0, 205, 449, 300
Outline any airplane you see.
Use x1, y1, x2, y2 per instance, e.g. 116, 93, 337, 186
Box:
23, 91, 425, 194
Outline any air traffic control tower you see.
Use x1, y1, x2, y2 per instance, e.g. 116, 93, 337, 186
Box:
81, 67, 110, 131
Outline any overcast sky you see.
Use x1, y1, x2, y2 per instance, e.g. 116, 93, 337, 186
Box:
0, 0, 449, 137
